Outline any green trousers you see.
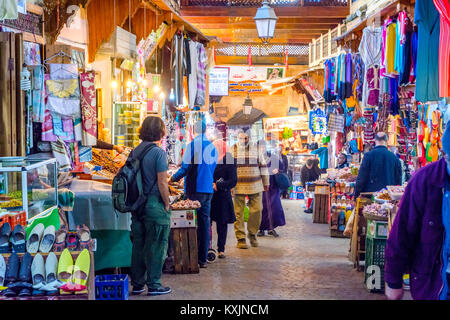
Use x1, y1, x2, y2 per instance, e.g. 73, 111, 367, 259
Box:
130, 196, 171, 289
234, 193, 263, 241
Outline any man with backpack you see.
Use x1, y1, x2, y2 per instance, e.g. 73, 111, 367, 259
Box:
113, 116, 171, 296
169, 119, 218, 269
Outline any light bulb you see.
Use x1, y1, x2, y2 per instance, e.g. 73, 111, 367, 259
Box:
169, 88, 175, 100
127, 80, 132, 88
153, 84, 160, 93
159, 92, 165, 100
111, 79, 118, 89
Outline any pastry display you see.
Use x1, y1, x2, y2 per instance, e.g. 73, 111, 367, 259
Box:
362, 203, 394, 218
90, 149, 122, 175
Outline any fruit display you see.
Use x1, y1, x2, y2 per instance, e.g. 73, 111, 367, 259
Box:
8, 191, 23, 199
90, 149, 122, 175
0, 199, 23, 208
171, 199, 201, 210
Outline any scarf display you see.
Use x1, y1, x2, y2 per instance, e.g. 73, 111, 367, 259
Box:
79, 72, 98, 146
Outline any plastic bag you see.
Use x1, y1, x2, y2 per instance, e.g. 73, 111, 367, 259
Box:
343, 210, 355, 237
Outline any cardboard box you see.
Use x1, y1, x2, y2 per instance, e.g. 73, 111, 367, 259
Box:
171, 209, 197, 229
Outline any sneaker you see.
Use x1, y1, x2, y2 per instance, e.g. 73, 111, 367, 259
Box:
199, 262, 208, 268
304, 208, 313, 214
236, 239, 249, 249
257, 230, 265, 237
147, 286, 172, 296
268, 230, 279, 238
218, 252, 226, 259
131, 285, 145, 295
248, 234, 258, 247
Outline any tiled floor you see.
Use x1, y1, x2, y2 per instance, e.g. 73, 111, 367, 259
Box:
131, 200, 397, 300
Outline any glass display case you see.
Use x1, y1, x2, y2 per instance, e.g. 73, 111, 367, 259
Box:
286, 153, 318, 184
112, 101, 146, 148
0, 158, 58, 221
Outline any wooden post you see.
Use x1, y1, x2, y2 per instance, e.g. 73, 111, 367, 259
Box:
0, 36, 10, 156
15, 33, 25, 157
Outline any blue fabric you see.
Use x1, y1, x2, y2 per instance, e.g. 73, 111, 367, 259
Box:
412, 30, 418, 80
414, 0, 440, 102
173, 135, 218, 194
311, 147, 328, 170
440, 177, 450, 300
442, 123, 450, 155
190, 193, 213, 264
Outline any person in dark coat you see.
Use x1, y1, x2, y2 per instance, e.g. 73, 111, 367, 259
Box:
210, 139, 237, 259
258, 142, 286, 237
354, 132, 402, 197
280, 146, 290, 199
300, 158, 321, 189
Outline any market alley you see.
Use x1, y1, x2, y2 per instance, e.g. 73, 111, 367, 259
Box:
131, 200, 386, 300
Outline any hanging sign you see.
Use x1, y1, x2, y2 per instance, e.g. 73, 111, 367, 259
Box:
309, 109, 328, 135
225, 66, 285, 95
209, 67, 229, 96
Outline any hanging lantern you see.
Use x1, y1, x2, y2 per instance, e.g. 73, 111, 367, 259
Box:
243, 93, 253, 115
254, 0, 278, 44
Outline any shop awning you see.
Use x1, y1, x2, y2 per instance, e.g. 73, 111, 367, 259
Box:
227, 108, 266, 126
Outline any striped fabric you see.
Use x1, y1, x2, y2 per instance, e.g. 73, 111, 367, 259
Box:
195, 43, 207, 106
233, 144, 270, 195
433, 0, 450, 98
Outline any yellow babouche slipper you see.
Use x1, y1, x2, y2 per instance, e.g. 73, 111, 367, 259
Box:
72, 249, 90, 287
57, 248, 74, 283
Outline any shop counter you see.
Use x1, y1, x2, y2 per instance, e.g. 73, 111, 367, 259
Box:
68, 179, 131, 271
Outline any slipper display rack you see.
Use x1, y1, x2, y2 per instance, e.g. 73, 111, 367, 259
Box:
0, 251, 95, 300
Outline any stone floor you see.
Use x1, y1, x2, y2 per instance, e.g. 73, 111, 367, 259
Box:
131, 200, 404, 300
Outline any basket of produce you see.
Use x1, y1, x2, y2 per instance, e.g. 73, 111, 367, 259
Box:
387, 185, 405, 201
374, 189, 392, 204
171, 199, 201, 210
362, 203, 393, 221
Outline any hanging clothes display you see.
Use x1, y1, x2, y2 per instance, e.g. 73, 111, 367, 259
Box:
195, 42, 208, 106
414, 0, 441, 102
359, 25, 383, 107
31, 67, 46, 123
0, 0, 18, 20
79, 72, 98, 146
433, 0, 450, 98
188, 40, 198, 108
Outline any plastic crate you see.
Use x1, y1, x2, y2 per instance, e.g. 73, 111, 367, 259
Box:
8, 211, 26, 230
95, 274, 129, 300
364, 237, 386, 293
0, 213, 10, 227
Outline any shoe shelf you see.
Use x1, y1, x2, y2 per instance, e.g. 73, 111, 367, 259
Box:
1, 250, 95, 300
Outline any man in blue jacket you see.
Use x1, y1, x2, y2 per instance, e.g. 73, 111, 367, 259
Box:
354, 132, 402, 197
170, 119, 218, 268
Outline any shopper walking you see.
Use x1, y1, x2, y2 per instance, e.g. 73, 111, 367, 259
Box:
354, 132, 402, 197
170, 119, 218, 268
210, 139, 237, 259
258, 142, 286, 238
280, 145, 290, 199
233, 132, 270, 249
385, 124, 450, 300
129, 116, 172, 296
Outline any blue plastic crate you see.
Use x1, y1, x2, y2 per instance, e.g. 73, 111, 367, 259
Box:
95, 274, 129, 300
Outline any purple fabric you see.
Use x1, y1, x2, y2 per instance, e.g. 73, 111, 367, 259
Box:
385, 158, 447, 300
345, 53, 353, 98
366, 66, 380, 106
260, 156, 286, 231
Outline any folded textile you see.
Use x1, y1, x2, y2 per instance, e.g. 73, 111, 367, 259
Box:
42, 110, 57, 142
80, 72, 98, 146
51, 138, 72, 171
46, 79, 80, 99
49, 64, 78, 80
47, 96, 81, 117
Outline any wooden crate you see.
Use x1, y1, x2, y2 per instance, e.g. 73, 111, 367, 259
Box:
171, 227, 199, 274
349, 194, 373, 271
1, 251, 95, 300
313, 192, 329, 224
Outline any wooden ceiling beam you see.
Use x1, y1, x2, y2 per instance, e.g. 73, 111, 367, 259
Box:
203, 29, 323, 36
219, 37, 313, 43
180, 6, 349, 18
182, 16, 344, 24
191, 23, 336, 30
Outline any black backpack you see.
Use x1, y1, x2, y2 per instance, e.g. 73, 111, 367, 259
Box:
112, 143, 157, 214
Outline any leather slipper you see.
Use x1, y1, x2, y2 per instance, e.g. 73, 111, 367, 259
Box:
26, 223, 44, 254
10, 224, 26, 253
18, 252, 32, 282
0, 254, 5, 287
77, 224, 92, 250
53, 224, 68, 252
72, 249, 90, 287
0, 222, 11, 253
31, 253, 45, 290
5, 252, 19, 283
57, 248, 74, 283
39, 225, 55, 253
65, 232, 78, 251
